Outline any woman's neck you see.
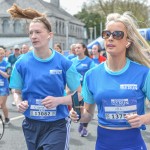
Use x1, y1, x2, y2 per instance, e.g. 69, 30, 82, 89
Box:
106, 56, 126, 71
78, 54, 86, 60
92, 53, 99, 58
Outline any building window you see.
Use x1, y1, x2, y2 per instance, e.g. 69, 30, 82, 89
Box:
14, 20, 21, 33
62, 22, 64, 35
59, 21, 61, 34
3, 20, 9, 33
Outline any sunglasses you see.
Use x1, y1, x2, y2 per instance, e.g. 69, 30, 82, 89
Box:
102, 30, 124, 40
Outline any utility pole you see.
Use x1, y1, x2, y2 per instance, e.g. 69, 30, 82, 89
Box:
65, 20, 69, 50
89, 27, 93, 43
94, 25, 97, 39
100, 22, 103, 36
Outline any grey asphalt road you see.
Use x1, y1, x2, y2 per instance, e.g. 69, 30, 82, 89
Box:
0, 94, 150, 150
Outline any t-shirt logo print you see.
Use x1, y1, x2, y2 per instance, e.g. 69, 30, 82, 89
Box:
120, 84, 138, 90
49, 70, 62, 74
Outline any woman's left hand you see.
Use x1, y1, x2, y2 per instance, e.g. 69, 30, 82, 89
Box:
125, 114, 143, 128
42, 96, 60, 109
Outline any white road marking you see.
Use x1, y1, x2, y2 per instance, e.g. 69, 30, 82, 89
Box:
10, 115, 24, 121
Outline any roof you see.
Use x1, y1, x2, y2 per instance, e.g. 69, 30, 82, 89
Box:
0, 37, 30, 49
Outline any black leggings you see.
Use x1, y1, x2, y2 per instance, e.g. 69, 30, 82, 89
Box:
82, 123, 88, 127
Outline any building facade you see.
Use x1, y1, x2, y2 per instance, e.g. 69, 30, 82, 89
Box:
0, 0, 86, 50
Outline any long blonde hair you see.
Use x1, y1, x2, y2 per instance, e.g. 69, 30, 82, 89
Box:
7, 3, 52, 32
106, 12, 150, 67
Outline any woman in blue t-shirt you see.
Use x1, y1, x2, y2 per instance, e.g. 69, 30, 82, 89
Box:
72, 43, 95, 137
70, 12, 150, 150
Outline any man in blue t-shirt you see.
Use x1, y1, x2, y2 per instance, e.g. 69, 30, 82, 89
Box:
8, 44, 21, 106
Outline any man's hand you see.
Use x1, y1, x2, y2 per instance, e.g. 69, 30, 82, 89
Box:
17, 101, 29, 113
42, 96, 60, 109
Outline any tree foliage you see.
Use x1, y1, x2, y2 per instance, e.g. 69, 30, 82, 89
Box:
74, 8, 102, 39
74, 0, 150, 39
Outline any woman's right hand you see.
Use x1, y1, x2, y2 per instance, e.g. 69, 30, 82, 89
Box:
69, 108, 80, 122
17, 100, 29, 113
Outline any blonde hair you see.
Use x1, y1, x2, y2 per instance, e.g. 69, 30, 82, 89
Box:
106, 12, 150, 67
70, 44, 76, 50
7, 3, 52, 32
0, 47, 5, 53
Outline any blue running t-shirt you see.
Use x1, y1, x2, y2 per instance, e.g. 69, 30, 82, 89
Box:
9, 49, 81, 122
82, 58, 150, 129
72, 56, 95, 84
0, 59, 10, 88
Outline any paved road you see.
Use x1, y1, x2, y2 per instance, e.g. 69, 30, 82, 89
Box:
0, 95, 150, 150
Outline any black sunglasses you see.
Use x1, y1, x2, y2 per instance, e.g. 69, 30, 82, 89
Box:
102, 30, 124, 40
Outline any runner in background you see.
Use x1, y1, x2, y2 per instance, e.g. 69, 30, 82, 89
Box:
67, 44, 77, 60
0, 47, 11, 124
21, 44, 29, 54
54, 43, 64, 54
71, 42, 95, 137
91, 44, 106, 65
8, 44, 21, 106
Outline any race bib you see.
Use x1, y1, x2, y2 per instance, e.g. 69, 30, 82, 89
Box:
29, 99, 57, 118
102, 98, 137, 122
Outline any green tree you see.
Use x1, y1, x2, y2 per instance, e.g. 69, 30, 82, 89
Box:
91, 0, 150, 27
74, 9, 102, 39
74, 0, 150, 39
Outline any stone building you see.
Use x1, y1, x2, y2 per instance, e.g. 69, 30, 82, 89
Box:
0, 0, 86, 50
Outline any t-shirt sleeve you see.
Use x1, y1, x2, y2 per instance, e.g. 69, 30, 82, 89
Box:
81, 72, 95, 104
9, 66, 23, 90
66, 64, 81, 92
90, 61, 96, 69
6, 62, 11, 69
143, 70, 150, 100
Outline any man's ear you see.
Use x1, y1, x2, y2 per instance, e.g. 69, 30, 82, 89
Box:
47, 32, 53, 39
